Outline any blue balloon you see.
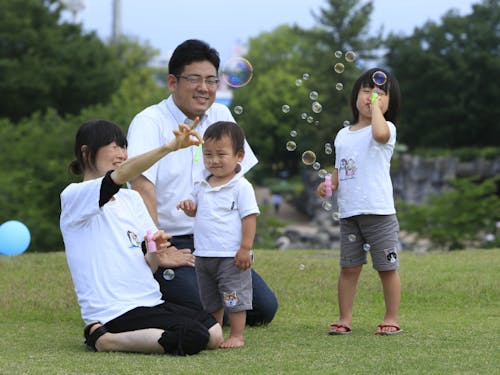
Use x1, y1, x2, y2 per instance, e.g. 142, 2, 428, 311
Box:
0, 220, 31, 256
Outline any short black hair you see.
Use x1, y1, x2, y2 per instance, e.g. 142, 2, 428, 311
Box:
69, 119, 127, 175
350, 68, 402, 123
168, 39, 220, 76
203, 121, 245, 155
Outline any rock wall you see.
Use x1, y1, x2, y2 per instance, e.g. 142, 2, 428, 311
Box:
298, 154, 500, 217
392, 155, 500, 204
278, 155, 500, 250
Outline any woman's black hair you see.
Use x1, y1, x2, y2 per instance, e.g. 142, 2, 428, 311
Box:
69, 119, 127, 175
350, 68, 401, 123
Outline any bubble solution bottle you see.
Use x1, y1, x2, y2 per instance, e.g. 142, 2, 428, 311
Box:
325, 174, 332, 197
146, 230, 157, 252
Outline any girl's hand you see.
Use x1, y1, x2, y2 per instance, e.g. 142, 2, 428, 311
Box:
317, 182, 327, 198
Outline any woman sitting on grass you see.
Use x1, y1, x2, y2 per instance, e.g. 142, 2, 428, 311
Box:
60, 118, 223, 355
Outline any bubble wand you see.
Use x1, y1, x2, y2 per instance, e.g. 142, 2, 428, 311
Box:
370, 70, 387, 104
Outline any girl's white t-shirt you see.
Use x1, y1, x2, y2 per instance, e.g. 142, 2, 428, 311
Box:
60, 177, 163, 325
334, 122, 397, 219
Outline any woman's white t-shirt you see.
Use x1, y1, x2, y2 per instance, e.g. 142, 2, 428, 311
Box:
60, 177, 163, 324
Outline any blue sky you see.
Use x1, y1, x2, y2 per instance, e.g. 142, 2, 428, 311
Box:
66, 0, 479, 64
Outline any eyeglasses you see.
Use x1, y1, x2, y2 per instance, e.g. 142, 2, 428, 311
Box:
176, 74, 219, 87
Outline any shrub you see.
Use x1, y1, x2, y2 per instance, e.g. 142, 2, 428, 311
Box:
397, 177, 500, 250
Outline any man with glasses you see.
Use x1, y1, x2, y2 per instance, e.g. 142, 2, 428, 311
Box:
127, 39, 278, 327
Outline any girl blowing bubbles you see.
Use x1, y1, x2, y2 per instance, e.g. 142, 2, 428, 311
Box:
317, 68, 404, 335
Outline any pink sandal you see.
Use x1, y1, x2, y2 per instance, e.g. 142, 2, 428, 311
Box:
328, 323, 352, 335
375, 323, 404, 335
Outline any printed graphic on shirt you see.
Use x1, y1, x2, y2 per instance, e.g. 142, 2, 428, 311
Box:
223, 291, 239, 307
127, 230, 141, 248
338, 158, 357, 181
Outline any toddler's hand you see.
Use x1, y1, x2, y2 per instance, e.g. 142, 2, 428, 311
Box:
234, 250, 252, 270
176, 199, 197, 217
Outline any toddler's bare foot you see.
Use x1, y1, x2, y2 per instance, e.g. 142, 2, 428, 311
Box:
220, 336, 244, 348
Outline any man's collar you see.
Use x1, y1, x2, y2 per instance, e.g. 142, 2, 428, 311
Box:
166, 96, 208, 125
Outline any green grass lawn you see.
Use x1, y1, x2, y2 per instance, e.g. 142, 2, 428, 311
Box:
1, 249, 498, 374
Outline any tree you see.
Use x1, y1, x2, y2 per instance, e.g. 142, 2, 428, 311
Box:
384, 0, 500, 149
0, 39, 165, 252
230, 25, 318, 180
305, 0, 383, 166
311, 0, 382, 56
232, 0, 381, 181
0, 0, 124, 121
397, 177, 500, 250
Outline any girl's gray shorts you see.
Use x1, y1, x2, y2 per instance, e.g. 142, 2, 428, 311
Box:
339, 214, 400, 271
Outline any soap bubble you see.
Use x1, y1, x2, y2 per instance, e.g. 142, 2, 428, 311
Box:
301, 113, 308, 120
0, 220, 31, 256
286, 141, 297, 151
309, 91, 319, 100
306, 116, 314, 124
345, 51, 356, 62
343, 120, 350, 127
332, 212, 340, 221
290, 130, 297, 137
336, 83, 344, 91
334, 50, 343, 58
301, 150, 316, 165
372, 70, 387, 86
348, 234, 357, 242
222, 57, 253, 88
318, 169, 328, 178
324, 143, 332, 155
302, 73, 310, 80
233, 105, 243, 115
299, 264, 305, 270
363, 243, 371, 252
312, 162, 321, 170
282, 104, 291, 113
334, 63, 345, 73
311, 102, 323, 114
322, 201, 333, 211
295, 79, 303, 87
163, 268, 175, 280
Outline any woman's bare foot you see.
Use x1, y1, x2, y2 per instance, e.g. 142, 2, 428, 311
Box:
86, 322, 109, 351
220, 336, 244, 348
